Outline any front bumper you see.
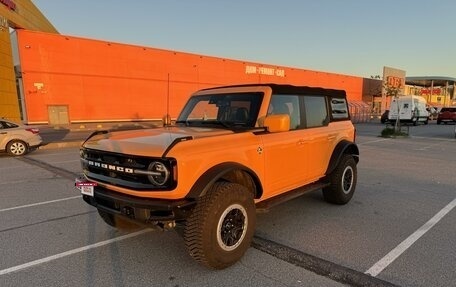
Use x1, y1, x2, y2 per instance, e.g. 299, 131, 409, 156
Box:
82, 184, 196, 225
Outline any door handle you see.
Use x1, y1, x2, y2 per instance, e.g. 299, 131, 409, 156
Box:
327, 134, 337, 141
0, 132, 7, 134
297, 138, 312, 145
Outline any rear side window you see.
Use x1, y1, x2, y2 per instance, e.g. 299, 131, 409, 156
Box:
0, 121, 19, 129
330, 97, 349, 120
304, 96, 328, 128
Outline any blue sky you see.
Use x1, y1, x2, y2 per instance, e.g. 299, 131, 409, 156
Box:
32, 0, 455, 78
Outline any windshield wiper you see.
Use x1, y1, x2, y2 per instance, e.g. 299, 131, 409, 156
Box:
199, 120, 231, 128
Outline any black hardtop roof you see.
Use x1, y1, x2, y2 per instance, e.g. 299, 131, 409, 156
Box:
201, 83, 347, 97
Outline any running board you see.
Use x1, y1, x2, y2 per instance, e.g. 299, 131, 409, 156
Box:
255, 181, 330, 213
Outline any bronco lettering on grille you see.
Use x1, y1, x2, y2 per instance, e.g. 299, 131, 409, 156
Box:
88, 160, 134, 173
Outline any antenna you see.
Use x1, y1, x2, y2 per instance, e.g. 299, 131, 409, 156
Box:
167, 73, 170, 116
163, 73, 171, 126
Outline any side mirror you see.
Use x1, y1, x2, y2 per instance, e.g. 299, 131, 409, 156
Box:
264, 114, 290, 132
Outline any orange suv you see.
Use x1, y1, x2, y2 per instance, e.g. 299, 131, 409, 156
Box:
76, 84, 359, 269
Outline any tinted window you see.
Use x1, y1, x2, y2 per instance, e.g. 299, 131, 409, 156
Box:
304, 96, 328, 128
330, 97, 349, 120
268, 95, 301, 130
177, 92, 263, 128
0, 121, 18, 129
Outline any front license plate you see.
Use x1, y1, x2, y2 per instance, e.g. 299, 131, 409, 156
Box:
75, 178, 97, 197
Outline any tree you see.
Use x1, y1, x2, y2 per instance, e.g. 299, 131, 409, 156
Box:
384, 82, 402, 132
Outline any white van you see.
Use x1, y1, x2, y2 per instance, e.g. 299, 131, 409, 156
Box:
388, 95, 429, 125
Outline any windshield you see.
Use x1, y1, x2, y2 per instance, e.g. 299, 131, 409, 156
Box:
176, 92, 263, 128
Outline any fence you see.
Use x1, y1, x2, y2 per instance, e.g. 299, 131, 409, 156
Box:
349, 101, 371, 123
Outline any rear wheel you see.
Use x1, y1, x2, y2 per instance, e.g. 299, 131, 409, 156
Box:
7, 140, 28, 156
323, 154, 357, 204
183, 182, 255, 269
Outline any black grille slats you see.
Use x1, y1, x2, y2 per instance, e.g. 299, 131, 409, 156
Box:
81, 148, 175, 190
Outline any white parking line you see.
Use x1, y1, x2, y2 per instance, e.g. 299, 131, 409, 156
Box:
0, 196, 81, 213
0, 229, 152, 276
357, 138, 390, 146
365, 197, 456, 277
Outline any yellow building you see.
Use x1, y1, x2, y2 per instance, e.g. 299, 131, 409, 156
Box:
405, 77, 456, 107
0, 0, 57, 121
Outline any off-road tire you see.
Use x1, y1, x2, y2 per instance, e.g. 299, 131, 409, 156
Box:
7, 140, 28, 156
97, 209, 138, 230
183, 181, 255, 269
323, 154, 357, 205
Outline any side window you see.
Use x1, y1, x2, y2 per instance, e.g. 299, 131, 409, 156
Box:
2, 121, 18, 129
304, 96, 328, 128
330, 97, 349, 120
268, 95, 301, 130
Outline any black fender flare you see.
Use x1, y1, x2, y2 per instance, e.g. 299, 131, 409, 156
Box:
325, 140, 359, 176
186, 162, 263, 199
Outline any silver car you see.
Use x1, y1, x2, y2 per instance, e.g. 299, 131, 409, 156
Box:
0, 119, 43, 156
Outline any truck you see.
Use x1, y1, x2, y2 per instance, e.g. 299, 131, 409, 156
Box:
75, 83, 359, 269
388, 95, 429, 125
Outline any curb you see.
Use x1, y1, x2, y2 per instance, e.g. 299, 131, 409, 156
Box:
39, 141, 83, 150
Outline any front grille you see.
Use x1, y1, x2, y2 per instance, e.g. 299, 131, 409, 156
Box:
80, 148, 176, 190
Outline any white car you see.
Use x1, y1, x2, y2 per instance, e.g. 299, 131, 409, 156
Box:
0, 119, 43, 156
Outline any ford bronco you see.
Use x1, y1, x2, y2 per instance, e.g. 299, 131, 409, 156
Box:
76, 84, 359, 269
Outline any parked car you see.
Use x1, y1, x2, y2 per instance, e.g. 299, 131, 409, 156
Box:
388, 95, 429, 125
380, 110, 389, 123
437, 107, 456, 124
0, 119, 42, 156
76, 83, 359, 269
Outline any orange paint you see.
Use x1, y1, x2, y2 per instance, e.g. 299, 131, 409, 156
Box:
16, 30, 363, 124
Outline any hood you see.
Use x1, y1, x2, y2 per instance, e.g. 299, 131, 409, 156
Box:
82, 126, 233, 157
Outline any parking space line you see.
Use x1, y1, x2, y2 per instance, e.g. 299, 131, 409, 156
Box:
0, 196, 81, 213
357, 138, 390, 146
365, 197, 456, 277
0, 229, 152, 276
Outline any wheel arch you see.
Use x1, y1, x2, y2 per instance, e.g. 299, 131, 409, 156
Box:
325, 140, 359, 176
186, 162, 263, 200
7, 138, 29, 147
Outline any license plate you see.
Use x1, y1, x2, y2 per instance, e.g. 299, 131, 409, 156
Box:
75, 177, 97, 197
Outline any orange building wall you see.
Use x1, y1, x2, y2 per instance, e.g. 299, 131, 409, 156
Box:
16, 30, 363, 124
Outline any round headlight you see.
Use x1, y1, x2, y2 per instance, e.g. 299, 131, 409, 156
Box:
79, 149, 87, 159
147, 161, 170, 186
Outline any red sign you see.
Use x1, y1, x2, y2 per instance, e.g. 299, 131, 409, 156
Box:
75, 182, 98, 187
386, 76, 403, 88
421, 88, 442, 95
0, 0, 16, 11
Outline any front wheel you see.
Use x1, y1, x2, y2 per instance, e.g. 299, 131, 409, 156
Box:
183, 182, 255, 269
323, 154, 357, 204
